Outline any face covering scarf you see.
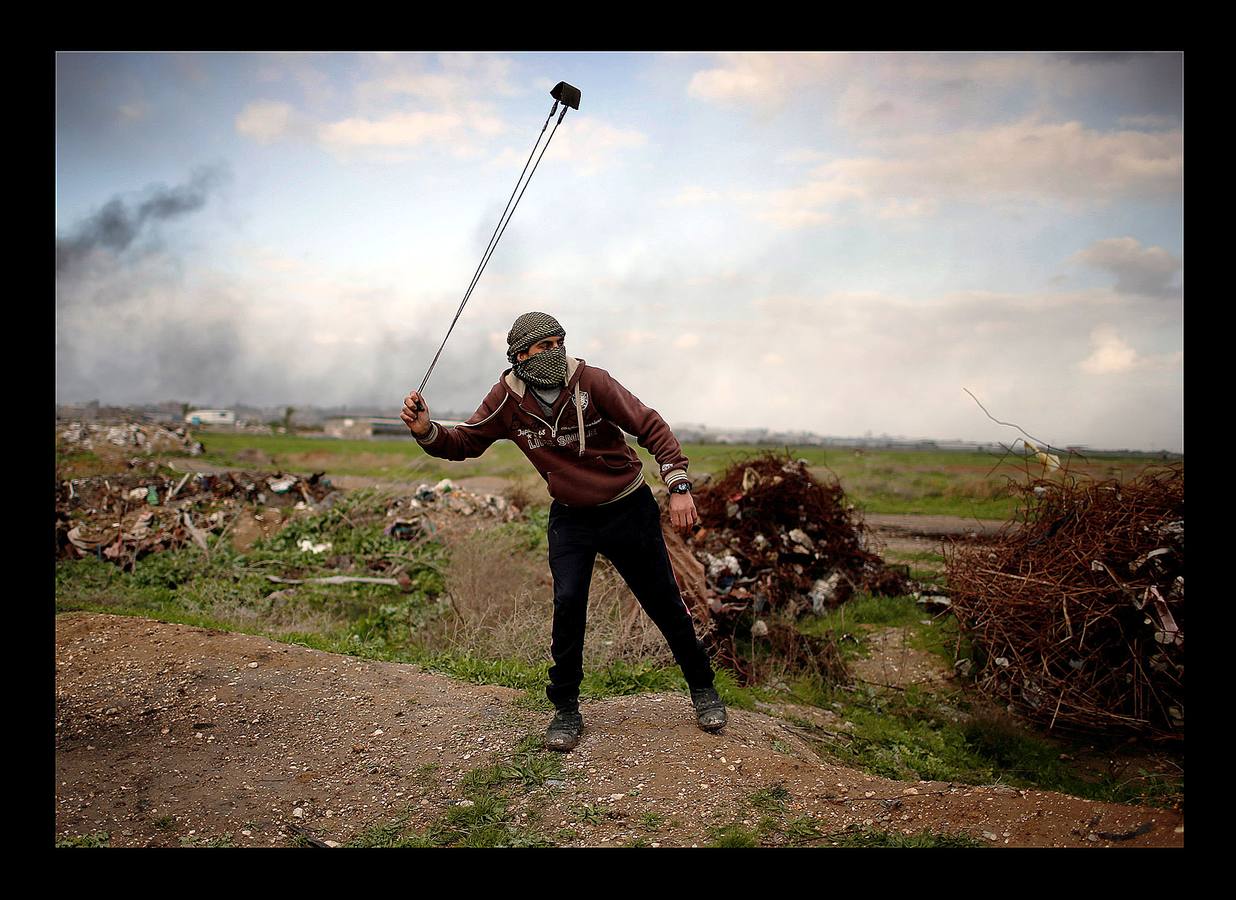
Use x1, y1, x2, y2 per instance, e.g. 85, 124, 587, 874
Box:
515, 345, 567, 386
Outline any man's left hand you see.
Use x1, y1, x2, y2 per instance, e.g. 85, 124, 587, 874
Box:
668, 491, 699, 531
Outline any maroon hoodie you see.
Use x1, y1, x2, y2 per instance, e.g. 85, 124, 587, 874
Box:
413, 356, 690, 506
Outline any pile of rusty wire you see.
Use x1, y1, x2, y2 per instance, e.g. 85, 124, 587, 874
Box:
945, 464, 1183, 740
684, 450, 910, 683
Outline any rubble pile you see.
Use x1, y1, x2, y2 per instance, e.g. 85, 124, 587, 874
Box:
58, 421, 204, 456
683, 451, 910, 683
690, 451, 910, 614
381, 478, 521, 544
55, 470, 336, 567
945, 464, 1184, 740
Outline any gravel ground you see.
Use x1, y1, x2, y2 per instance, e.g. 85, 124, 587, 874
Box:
55, 613, 1183, 848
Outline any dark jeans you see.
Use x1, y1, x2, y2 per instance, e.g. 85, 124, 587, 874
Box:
546, 483, 715, 709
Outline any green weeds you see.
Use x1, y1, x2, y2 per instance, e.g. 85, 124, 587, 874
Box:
826, 825, 985, 848
55, 832, 110, 848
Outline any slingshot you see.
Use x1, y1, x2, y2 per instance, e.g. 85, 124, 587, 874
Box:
411, 81, 581, 412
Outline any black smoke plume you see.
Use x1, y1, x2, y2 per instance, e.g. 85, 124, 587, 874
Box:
56, 164, 229, 274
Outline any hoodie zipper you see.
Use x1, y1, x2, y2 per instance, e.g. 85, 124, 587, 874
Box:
518, 386, 576, 437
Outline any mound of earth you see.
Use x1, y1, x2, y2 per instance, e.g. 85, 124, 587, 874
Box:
55, 614, 1183, 848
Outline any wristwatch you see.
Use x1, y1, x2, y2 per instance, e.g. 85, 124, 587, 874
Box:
671, 481, 692, 495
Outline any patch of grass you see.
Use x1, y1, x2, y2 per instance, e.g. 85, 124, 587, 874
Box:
349, 792, 557, 849
351, 736, 564, 848
794, 593, 925, 665
883, 549, 946, 565
906, 614, 970, 669
188, 433, 1169, 518
459, 740, 563, 795
430, 794, 555, 848
55, 832, 110, 848
194, 429, 534, 482
780, 817, 823, 843
827, 826, 985, 848
420, 652, 548, 692
637, 812, 666, 832
57, 497, 450, 664
773, 673, 1183, 807
711, 667, 758, 711
578, 803, 616, 826
705, 824, 759, 848
749, 783, 791, 814
152, 816, 175, 831
581, 660, 684, 697
346, 817, 430, 848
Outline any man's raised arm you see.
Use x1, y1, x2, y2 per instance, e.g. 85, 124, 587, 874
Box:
402, 382, 508, 461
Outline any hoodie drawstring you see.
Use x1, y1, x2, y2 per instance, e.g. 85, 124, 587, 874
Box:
575, 382, 585, 456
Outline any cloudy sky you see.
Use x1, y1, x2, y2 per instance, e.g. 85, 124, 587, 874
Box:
55, 51, 1183, 452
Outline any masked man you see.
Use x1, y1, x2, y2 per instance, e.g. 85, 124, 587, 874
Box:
401, 312, 726, 751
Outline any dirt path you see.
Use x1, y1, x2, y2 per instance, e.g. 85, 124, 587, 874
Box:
55, 613, 1182, 848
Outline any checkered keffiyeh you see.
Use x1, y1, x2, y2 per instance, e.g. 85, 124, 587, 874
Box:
506, 311, 566, 364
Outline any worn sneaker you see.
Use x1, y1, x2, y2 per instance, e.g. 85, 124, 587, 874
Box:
544, 705, 583, 752
691, 687, 727, 732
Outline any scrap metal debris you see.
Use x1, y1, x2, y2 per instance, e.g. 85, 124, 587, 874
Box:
945, 464, 1184, 740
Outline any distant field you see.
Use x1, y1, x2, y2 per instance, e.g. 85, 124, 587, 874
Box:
190, 430, 1175, 520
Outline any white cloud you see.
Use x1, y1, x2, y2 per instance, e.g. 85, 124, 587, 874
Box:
756, 119, 1181, 227
235, 101, 298, 143
117, 101, 148, 122
356, 52, 522, 107
236, 54, 523, 161
619, 328, 658, 345
674, 332, 700, 349
1118, 113, 1180, 129
319, 110, 490, 150
535, 117, 647, 176
1079, 326, 1139, 374
664, 186, 723, 207
1072, 237, 1182, 298
687, 52, 846, 107
486, 116, 647, 176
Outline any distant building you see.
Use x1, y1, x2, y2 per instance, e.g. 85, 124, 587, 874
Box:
185, 409, 236, 426
324, 417, 371, 439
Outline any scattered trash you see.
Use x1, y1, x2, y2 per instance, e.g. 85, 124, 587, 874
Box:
946, 464, 1183, 739
267, 476, 297, 493
298, 539, 333, 554
398, 482, 515, 522
384, 518, 427, 541
808, 573, 843, 614
55, 468, 339, 568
